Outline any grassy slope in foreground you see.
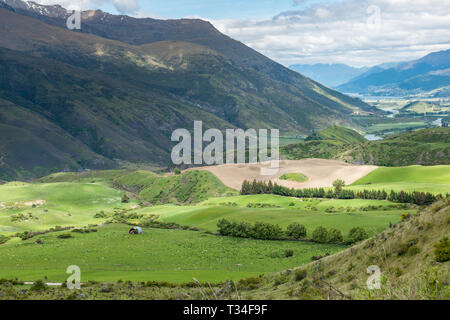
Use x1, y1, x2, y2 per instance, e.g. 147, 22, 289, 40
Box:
0, 223, 343, 283
347, 165, 450, 194
139, 195, 411, 238
244, 198, 450, 300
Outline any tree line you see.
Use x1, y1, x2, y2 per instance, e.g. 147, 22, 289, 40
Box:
241, 179, 444, 206
217, 218, 368, 244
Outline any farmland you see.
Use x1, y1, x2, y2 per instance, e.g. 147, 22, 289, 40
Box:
0, 223, 344, 283
0, 163, 446, 285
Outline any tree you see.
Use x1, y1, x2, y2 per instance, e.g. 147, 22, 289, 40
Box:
328, 228, 343, 243
347, 227, 368, 244
332, 179, 346, 194
312, 226, 328, 243
286, 223, 307, 239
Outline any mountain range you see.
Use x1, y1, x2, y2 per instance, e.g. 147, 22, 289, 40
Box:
337, 50, 450, 97
0, 0, 374, 180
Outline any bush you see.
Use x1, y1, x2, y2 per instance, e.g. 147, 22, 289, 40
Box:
434, 237, 450, 262
57, 233, 73, 239
286, 223, 307, 239
121, 194, 130, 203
327, 228, 343, 243
237, 277, 262, 290
347, 227, 368, 244
30, 280, 47, 291
251, 222, 283, 240
294, 270, 307, 282
284, 249, 294, 258
312, 226, 328, 243
174, 168, 181, 175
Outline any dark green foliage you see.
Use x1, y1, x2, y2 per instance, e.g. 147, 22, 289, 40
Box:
57, 233, 73, 239
312, 227, 329, 243
251, 222, 283, 240
286, 223, 307, 239
347, 227, 368, 244
328, 228, 344, 243
217, 219, 282, 240
434, 237, 450, 262
30, 280, 47, 292
294, 270, 308, 282
241, 180, 440, 205
284, 249, 294, 258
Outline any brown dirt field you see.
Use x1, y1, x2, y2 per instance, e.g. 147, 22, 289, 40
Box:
187, 159, 378, 190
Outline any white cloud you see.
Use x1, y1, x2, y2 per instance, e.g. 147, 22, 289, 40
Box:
210, 0, 450, 67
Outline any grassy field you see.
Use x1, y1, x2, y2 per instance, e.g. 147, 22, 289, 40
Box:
0, 223, 344, 283
349, 166, 450, 194
279, 173, 308, 183
137, 195, 411, 237
0, 182, 131, 236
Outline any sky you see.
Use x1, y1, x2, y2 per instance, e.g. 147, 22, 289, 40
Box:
33, 0, 450, 67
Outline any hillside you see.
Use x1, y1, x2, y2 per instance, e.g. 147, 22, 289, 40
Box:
0, 5, 374, 180
236, 197, 450, 299
338, 50, 450, 98
306, 126, 366, 144
282, 127, 450, 166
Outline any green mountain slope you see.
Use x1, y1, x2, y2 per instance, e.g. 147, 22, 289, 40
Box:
0, 7, 375, 179
282, 127, 450, 166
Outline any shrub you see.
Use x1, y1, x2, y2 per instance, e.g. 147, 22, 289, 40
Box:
251, 221, 283, 240
121, 194, 130, 203
284, 249, 294, 258
57, 233, 73, 239
174, 168, 181, 175
312, 226, 328, 243
286, 223, 307, 239
30, 280, 47, 291
217, 219, 232, 236
294, 270, 307, 282
347, 227, 368, 244
434, 237, 450, 262
237, 277, 262, 290
327, 228, 343, 243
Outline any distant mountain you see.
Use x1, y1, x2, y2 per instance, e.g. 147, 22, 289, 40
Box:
337, 50, 450, 97
0, 3, 375, 180
289, 64, 368, 88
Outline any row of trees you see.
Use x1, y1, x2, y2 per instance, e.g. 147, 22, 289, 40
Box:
217, 219, 368, 244
241, 179, 443, 206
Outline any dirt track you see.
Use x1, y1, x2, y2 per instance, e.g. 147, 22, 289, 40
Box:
188, 159, 378, 190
